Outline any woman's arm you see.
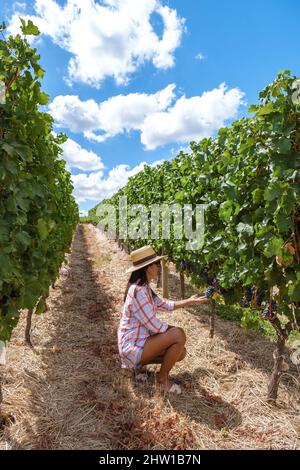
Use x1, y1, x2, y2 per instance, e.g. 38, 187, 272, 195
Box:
173, 295, 209, 310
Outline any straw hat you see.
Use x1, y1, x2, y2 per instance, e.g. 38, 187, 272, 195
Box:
126, 245, 167, 273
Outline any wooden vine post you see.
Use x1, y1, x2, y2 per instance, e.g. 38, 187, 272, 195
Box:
268, 208, 300, 401
209, 300, 216, 338
0, 341, 6, 425
156, 270, 161, 288
161, 249, 169, 298
267, 317, 293, 402
266, 285, 295, 402
25, 309, 34, 348
180, 271, 185, 299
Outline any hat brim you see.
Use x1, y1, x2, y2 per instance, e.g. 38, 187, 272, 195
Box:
126, 254, 168, 274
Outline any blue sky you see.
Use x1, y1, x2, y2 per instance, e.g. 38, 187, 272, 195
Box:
2, 0, 300, 215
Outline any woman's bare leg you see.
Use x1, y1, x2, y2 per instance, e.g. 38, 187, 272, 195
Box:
142, 347, 186, 364
139, 327, 186, 389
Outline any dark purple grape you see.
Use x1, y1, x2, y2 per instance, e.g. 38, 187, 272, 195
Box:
244, 286, 253, 302
205, 286, 215, 298
239, 298, 250, 308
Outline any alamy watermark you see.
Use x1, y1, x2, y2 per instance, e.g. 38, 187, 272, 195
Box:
96, 196, 206, 250
0, 80, 5, 104
290, 340, 300, 366
292, 78, 300, 105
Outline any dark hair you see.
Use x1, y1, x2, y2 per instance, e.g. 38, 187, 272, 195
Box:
123, 263, 158, 302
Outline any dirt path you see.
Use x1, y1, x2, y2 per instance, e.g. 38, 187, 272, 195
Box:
0, 224, 299, 449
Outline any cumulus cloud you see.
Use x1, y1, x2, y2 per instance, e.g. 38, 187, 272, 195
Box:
50, 95, 102, 134
50, 83, 245, 150
141, 83, 245, 149
49, 84, 176, 141
7, 0, 185, 87
61, 138, 104, 171
72, 160, 162, 203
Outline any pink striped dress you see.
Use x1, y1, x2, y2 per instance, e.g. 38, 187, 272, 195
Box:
117, 283, 175, 369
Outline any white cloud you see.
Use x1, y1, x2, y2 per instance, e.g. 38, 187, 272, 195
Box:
140, 84, 245, 149
7, 0, 185, 88
50, 95, 102, 134
50, 83, 245, 150
49, 84, 176, 141
72, 160, 162, 203
61, 138, 104, 171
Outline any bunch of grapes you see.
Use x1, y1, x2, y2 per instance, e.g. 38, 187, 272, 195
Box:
205, 286, 215, 298
239, 286, 266, 308
239, 297, 250, 308
245, 286, 253, 302
261, 299, 277, 320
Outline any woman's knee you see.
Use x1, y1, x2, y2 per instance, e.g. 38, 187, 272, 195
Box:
170, 326, 186, 344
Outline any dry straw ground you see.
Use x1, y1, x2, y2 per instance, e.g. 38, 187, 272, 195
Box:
0, 224, 299, 449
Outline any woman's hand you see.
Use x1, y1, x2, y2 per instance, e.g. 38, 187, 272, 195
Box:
173, 295, 209, 310
189, 294, 209, 304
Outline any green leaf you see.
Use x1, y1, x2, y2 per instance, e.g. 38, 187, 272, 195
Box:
20, 19, 40, 36
274, 212, 292, 233
288, 283, 300, 302
264, 183, 284, 202
252, 188, 263, 203
248, 104, 259, 114
278, 138, 291, 154
38, 92, 49, 105
175, 191, 184, 202
264, 237, 284, 258
37, 219, 48, 240
32, 63, 45, 79
16, 231, 31, 247
219, 201, 233, 222
257, 102, 275, 116
2, 143, 15, 157
0, 254, 11, 276
35, 297, 47, 314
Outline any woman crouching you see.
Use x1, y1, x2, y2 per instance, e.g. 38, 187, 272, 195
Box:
118, 246, 208, 394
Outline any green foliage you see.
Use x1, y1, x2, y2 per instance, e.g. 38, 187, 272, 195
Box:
79, 215, 99, 225
0, 20, 78, 340
90, 70, 300, 337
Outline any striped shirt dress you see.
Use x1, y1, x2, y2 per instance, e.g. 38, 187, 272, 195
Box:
117, 283, 175, 369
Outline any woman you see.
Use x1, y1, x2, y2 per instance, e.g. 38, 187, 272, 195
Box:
118, 245, 208, 393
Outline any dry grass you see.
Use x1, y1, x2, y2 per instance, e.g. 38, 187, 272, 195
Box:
0, 223, 299, 450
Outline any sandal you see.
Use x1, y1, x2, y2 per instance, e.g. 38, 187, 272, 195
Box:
168, 383, 182, 394
156, 381, 182, 395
